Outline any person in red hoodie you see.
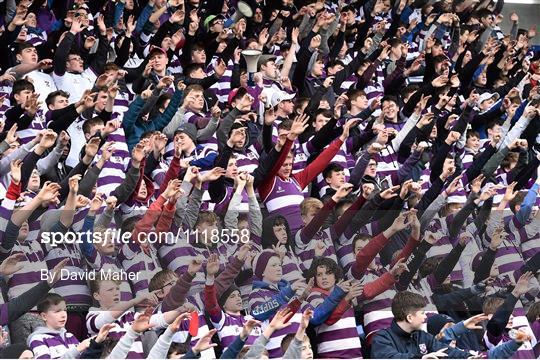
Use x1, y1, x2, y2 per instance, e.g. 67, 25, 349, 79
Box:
258, 115, 359, 234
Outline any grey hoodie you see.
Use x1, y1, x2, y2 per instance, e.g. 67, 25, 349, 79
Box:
27, 326, 81, 359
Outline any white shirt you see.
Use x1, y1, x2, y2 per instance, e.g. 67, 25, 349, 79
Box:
53, 68, 97, 104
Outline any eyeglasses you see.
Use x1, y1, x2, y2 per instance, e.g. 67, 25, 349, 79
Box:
68, 56, 83, 62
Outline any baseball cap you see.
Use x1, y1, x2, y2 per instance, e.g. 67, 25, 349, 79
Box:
148, 46, 167, 59
204, 14, 225, 31
257, 54, 277, 71
228, 87, 248, 106
478, 92, 500, 104
270, 90, 295, 107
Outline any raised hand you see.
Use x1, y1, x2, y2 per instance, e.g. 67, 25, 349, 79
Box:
76, 338, 91, 353
162, 179, 182, 199
269, 308, 293, 330
512, 271, 533, 297
0, 253, 25, 276
288, 113, 309, 139
380, 185, 400, 200
89, 193, 104, 214
84, 137, 102, 161
94, 323, 116, 343
48, 258, 69, 286
6, 124, 18, 144
192, 329, 218, 354
344, 281, 364, 302
168, 312, 191, 333
340, 119, 359, 140
69, 174, 81, 194
105, 196, 117, 210
131, 142, 147, 165
37, 181, 61, 203
240, 318, 261, 340
38, 130, 58, 150
10, 159, 22, 185
131, 307, 156, 333
502, 181, 518, 202
463, 313, 489, 330
199, 167, 226, 183
187, 256, 204, 276
206, 253, 220, 277
389, 258, 409, 278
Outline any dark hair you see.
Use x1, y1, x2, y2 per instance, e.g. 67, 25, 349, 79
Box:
308, 257, 343, 285
17, 42, 35, 54
509, 191, 527, 214
168, 342, 190, 358
335, 198, 354, 217
477, 8, 492, 20
388, 37, 402, 48
184, 63, 205, 76
391, 291, 428, 321
278, 119, 293, 131
156, 93, 172, 110
486, 120, 501, 130
120, 216, 142, 236
401, 85, 419, 101
46, 90, 70, 107
352, 233, 371, 253
381, 95, 398, 106
419, 256, 441, 278
82, 117, 105, 135
326, 59, 345, 70
191, 43, 206, 52
314, 109, 333, 121
323, 162, 344, 180
466, 130, 480, 139
346, 89, 367, 108
37, 293, 65, 313
12, 79, 34, 96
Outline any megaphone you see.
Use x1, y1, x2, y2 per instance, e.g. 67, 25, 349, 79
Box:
241, 49, 261, 85
225, 1, 253, 27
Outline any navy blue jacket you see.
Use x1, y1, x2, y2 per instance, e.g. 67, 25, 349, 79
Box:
371, 321, 471, 359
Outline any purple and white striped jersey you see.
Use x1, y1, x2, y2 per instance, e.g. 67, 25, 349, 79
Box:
294, 227, 337, 273
7, 240, 47, 301
28, 327, 80, 359
44, 241, 92, 306
306, 290, 362, 358
249, 286, 302, 358
17, 111, 47, 145
356, 267, 396, 338
157, 233, 230, 303
98, 122, 131, 195
87, 309, 168, 358
207, 58, 233, 104
117, 241, 162, 299
262, 176, 306, 233
209, 312, 261, 350
171, 312, 217, 359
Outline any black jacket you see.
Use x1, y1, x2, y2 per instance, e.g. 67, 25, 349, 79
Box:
371, 321, 471, 359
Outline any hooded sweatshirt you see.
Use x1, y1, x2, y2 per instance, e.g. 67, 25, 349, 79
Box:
28, 326, 80, 359
249, 279, 302, 358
